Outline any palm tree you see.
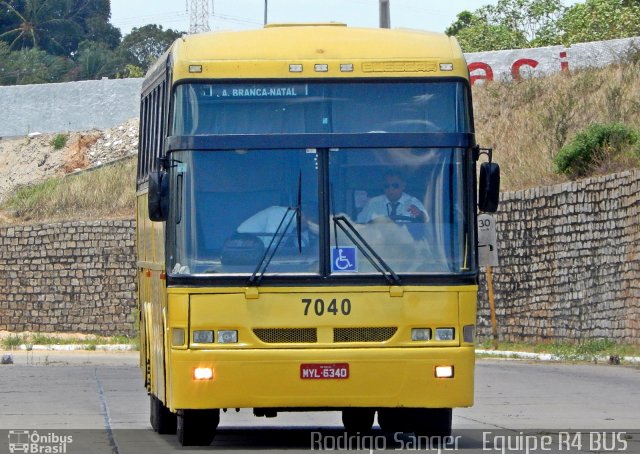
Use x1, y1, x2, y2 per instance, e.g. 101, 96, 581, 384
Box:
0, 0, 82, 55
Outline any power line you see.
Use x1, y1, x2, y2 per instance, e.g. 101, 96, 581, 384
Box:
112, 11, 189, 28
212, 12, 262, 26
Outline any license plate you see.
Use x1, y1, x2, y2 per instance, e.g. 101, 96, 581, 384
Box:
300, 363, 349, 379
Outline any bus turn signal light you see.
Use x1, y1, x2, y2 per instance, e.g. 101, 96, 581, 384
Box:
194, 367, 213, 380
172, 328, 185, 347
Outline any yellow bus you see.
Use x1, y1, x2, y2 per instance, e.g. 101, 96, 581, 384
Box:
136, 24, 500, 446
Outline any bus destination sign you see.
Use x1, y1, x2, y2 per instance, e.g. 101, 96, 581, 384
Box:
209, 85, 308, 99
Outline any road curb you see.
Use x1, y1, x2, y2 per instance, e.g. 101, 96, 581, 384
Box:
9, 344, 134, 351
476, 349, 640, 364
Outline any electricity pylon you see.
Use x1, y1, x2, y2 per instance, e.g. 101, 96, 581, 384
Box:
188, 0, 211, 33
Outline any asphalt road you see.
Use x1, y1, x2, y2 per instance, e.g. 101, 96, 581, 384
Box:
0, 350, 638, 453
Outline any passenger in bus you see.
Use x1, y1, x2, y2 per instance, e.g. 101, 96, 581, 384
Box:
356, 171, 428, 223
236, 205, 319, 248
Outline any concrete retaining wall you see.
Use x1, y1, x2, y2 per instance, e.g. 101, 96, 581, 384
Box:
0, 78, 142, 137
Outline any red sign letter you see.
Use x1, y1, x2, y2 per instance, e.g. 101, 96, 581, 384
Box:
468, 62, 494, 86
559, 51, 569, 72
511, 58, 539, 80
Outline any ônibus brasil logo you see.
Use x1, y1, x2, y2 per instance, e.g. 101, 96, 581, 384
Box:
8, 430, 73, 454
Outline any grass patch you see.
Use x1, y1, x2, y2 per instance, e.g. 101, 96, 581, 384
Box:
2, 333, 139, 350
539, 339, 638, 361
554, 123, 640, 178
477, 339, 640, 361
1, 157, 136, 223
50, 133, 69, 150
1, 334, 27, 348
473, 59, 640, 190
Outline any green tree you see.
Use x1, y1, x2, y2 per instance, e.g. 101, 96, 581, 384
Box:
480, 0, 565, 45
454, 22, 528, 52
446, 0, 565, 51
558, 0, 640, 45
117, 24, 182, 72
445, 10, 477, 36
0, 46, 73, 84
83, 16, 121, 50
73, 41, 122, 80
0, 0, 119, 56
68, 0, 121, 49
118, 63, 144, 78
0, 0, 83, 54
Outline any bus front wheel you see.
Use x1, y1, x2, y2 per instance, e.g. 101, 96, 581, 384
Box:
150, 395, 177, 434
177, 409, 220, 446
377, 408, 452, 437
342, 408, 376, 433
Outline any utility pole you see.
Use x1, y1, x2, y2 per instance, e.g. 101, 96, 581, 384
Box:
264, 0, 268, 25
379, 0, 390, 28
188, 0, 211, 34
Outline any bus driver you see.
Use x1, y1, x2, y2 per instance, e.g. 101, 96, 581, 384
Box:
357, 171, 428, 224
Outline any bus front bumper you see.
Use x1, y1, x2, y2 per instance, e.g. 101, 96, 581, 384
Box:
168, 347, 475, 411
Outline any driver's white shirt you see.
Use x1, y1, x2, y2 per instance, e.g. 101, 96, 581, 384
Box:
238, 206, 293, 235
356, 193, 427, 223
237, 206, 309, 246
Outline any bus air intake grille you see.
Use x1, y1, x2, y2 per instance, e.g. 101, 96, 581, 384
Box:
253, 328, 318, 343
333, 327, 397, 343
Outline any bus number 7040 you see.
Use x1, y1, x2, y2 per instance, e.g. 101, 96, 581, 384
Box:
301, 298, 351, 316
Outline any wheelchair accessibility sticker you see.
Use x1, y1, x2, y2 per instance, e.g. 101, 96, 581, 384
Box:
331, 247, 357, 272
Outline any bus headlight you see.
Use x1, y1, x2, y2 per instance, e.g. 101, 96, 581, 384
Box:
217, 330, 238, 344
411, 328, 431, 341
435, 328, 455, 341
193, 367, 213, 380
435, 366, 454, 378
193, 330, 214, 344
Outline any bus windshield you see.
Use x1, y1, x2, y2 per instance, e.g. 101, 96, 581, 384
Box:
166, 79, 474, 279
172, 80, 471, 135
167, 147, 472, 277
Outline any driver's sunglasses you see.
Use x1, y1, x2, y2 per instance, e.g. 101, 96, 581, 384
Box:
384, 182, 401, 189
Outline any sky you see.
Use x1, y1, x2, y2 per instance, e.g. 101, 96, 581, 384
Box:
109, 0, 521, 36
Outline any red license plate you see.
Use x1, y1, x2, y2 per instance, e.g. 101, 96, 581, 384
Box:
300, 363, 349, 379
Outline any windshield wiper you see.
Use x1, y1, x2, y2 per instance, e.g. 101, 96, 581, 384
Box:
249, 173, 304, 286
248, 207, 296, 286
332, 215, 401, 286
296, 171, 302, 253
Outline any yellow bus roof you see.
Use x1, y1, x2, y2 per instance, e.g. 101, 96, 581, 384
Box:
164, 25, 468, 81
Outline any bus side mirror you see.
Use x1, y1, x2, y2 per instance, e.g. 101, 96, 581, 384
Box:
479, 162, 500, 213
148, 171, 169, 221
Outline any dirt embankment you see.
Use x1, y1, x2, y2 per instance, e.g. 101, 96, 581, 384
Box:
0, 118, 139, 204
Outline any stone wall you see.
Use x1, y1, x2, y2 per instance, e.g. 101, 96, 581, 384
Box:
477, 169, 640, 344
0, 221, 136, 336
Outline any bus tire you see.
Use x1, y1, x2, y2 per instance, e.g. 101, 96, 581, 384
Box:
177, 409, 220, 446
377, 408, 452, 437
342, 408, 376, 433
377, 408, 404, 433
412, 408, 452, 437
150, 394, 177, 434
